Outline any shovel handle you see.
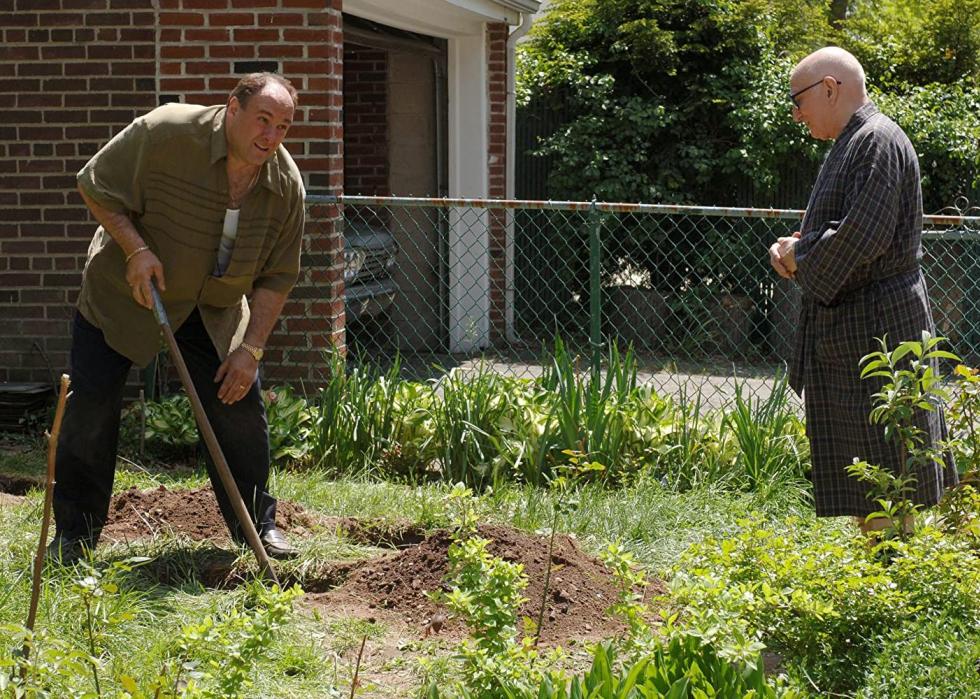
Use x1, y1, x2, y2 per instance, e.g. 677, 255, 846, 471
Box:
149, 283, 279, 584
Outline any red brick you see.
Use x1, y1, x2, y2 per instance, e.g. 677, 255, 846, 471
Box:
20, 289, 66, 303
84, 12, 133, 25
19, 63, 66, 77
259, 12, 302, 25
160, 12, 205, 25
183, 61, 229, 75
19, 93, 62, 107
0, 305, 44, 319
160, 77, 206, 91
259, 44, 303, 58
120, 27, 154, 41
283, 28, 330, 41
0, 46, 39, 60
208, 12, 254, 25
208, 44, 256, 58
0, 273, 40, 286
184, 28, 230, 41
111, 62, 156, 76
160, 46, 204, 58
0, 12, 37, 25
204, 78, 234, 93
233, 28, 277, 41
79, 45, 132, 62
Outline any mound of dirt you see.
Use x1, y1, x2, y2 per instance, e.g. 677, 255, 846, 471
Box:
100, 486, 321, 543
94, 485, 666, 645
310, 524, 667, 645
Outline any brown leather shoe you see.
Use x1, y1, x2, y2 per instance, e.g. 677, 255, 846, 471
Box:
260, 527, 298, 560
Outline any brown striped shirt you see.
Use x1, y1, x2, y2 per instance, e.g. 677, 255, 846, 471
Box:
76, 102, 305, 366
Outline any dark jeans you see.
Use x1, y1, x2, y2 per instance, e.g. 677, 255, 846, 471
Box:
53, 309, 276, 548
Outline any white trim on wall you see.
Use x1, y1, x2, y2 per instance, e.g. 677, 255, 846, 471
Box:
446, 32, 490, 351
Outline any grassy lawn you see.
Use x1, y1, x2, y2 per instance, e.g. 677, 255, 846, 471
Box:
0, 440, 816, 698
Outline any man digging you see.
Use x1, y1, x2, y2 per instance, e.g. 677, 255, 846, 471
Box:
49, 73, 305, 564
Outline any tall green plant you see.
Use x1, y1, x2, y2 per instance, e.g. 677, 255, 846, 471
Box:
428, 364, 511, 490
427, 485, 552, 697
653, 388, 731, 491
847, 333, 958, 540
724, 375, 809, 495
541, 339, 642, 482
307, 350, 405, 476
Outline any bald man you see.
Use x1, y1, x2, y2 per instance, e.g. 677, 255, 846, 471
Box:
768, 47, 957, 532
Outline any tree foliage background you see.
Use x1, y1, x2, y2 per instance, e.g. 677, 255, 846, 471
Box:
517, 0, 980, 212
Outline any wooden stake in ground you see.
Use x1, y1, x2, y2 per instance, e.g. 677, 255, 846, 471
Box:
23, 373, 71, 666
149, 284, 279, 584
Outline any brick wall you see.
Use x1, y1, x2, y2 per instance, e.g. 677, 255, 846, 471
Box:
342, 45, 388, 196
0, 0, 158, 386
154, 0, 345, 384
0, 0, 344, 388
487, 22, 508, 343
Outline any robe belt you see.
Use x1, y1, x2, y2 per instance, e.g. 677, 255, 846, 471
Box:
821, 265, 921, 308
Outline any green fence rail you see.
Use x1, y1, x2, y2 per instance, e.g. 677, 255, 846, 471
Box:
309, 195, 980, 407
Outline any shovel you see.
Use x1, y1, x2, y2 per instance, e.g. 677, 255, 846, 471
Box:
149, 284, 279, 585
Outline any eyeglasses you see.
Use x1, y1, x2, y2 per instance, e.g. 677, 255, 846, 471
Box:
790, 77, 842, 108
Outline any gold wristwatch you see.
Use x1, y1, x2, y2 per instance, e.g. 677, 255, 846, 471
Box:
238, 341, 264, 362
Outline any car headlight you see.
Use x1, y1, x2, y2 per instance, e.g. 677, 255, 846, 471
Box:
344, 248, 366, 282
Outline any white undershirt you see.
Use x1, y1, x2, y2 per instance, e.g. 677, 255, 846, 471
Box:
215, 208, 240, 277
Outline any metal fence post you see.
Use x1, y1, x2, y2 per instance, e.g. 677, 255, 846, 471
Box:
589, 196, 602, 374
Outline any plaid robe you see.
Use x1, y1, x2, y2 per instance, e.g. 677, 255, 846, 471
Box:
788, 103, 958, 517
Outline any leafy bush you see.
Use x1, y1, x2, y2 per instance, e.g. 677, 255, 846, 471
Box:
126, 342, 815, 505
723, 376, 809, 496
519, 0, 980, 211
160, 583, 303, 699
426, 485, 557, 698
120, 393, 199, 461
670, 517, 980, 695
855, 614, 980, 699
455, 637, 795, 699
307, 351, 416, 477
263, 385, 313, 466
842, 0, 980, 87
873, 82, 980, 211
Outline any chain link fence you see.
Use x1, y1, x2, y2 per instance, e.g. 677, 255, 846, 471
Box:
310, 195, 980, 407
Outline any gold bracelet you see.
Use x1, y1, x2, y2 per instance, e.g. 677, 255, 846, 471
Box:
125, 245, 150, 263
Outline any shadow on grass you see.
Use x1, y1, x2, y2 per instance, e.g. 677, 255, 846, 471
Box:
98, 542, 354, 595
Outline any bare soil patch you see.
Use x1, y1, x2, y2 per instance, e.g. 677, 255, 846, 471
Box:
100, 485, 320, 544
97, 486, 665, 647
0, 473, 42, 496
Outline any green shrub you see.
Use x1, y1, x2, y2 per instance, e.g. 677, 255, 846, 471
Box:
670, 517, 980, 695
262, 385, 313, 466
452, 637, 795, 699
120, 393, 199, 461
842, 0, 980, 87
873, 83, 980, 211
856, 614, 980, 699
